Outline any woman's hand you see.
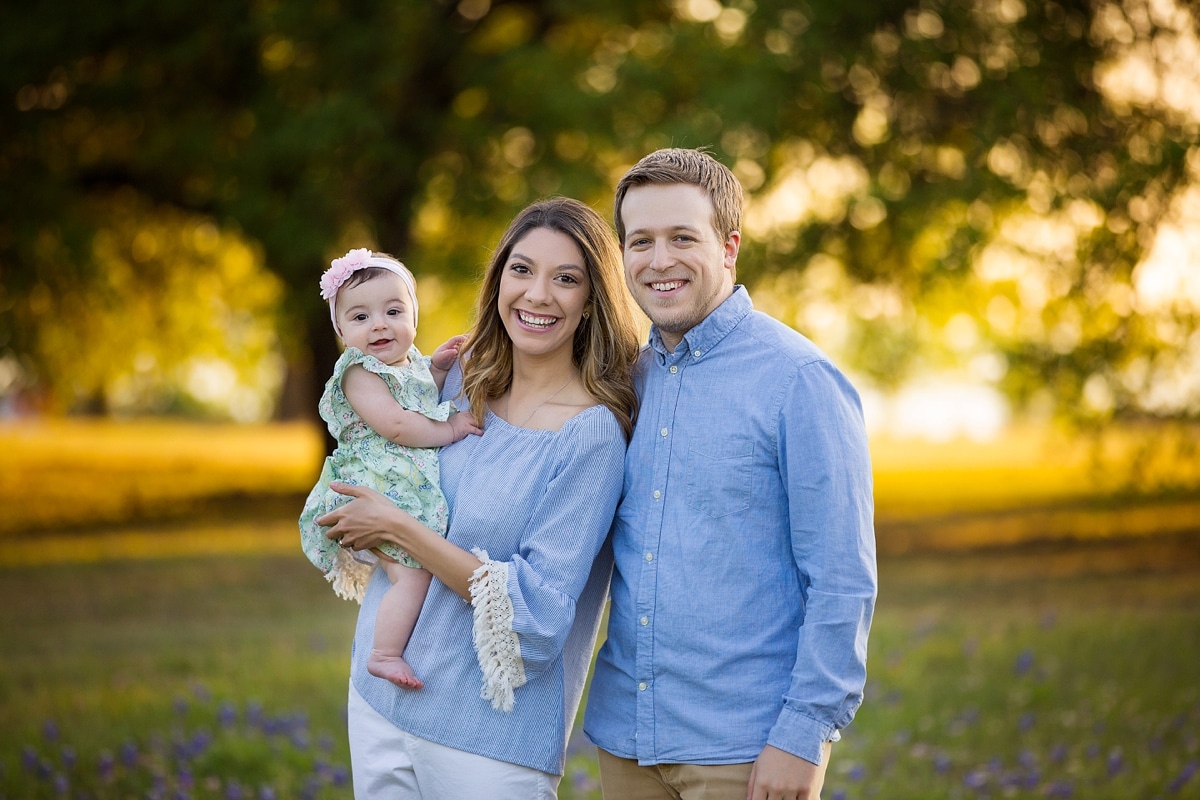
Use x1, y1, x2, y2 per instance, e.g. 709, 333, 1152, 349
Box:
318, 482, 414, 553
318, 481, 484, 600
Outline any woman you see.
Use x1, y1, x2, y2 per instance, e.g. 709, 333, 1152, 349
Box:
318, 196, 640, 798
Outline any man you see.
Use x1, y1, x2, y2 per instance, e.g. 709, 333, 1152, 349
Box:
584, 148, 877, 800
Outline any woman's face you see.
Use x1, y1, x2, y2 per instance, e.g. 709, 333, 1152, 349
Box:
497, 227, 591, 362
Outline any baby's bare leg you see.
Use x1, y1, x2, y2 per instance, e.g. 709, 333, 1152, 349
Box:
367, 560, 433, 690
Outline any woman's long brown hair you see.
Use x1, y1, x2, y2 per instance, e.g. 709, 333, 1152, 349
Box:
460, 197, 640, 440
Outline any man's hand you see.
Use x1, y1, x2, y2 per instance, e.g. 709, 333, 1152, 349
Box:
746, 743, 830, 800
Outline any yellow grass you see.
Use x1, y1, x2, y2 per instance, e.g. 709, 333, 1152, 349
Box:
1, 417, 1196, 562
0, 418, 324, 536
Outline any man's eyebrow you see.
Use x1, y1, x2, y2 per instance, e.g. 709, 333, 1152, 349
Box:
625, 223, 704, 237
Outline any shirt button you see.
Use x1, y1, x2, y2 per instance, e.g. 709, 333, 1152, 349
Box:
669, 365, 678, 374
693, 350, 702, 357
645, 552, 654, 562
640, 616, 649, 626
638, 682, 648, 691
652, 490, 661, 500
660, 427, 669, 437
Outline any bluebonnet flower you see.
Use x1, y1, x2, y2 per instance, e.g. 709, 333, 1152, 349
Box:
963, 767, 989, 789
570, 767, 599, 793
1167, 761, 1197, 794
1043, 779, 1074, 798
299, 777, 321, 800
1014, 649, 1035, 676
96, 750, 115, 782
245, 701, 264, 728
1106, 747, 1124, 777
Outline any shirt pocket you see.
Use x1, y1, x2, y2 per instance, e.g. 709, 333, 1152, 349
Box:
685, 439, 754, 518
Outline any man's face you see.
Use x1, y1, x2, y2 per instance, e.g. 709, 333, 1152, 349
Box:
619, 183, 739, 351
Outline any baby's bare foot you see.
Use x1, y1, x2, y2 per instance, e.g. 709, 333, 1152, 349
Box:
368, 650, 423, 690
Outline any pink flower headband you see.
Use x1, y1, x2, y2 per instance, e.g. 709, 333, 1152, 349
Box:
320, 248, 419, 337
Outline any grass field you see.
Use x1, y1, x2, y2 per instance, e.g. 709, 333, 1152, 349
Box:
3, 537, 1197, 799
1, 419, 1198, 798
3, 418, 1198, 555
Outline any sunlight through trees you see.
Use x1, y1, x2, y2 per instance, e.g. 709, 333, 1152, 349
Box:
1, 0, 1197, 428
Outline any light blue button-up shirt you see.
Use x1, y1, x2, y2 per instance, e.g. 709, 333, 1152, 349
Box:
584, 287, 877, 767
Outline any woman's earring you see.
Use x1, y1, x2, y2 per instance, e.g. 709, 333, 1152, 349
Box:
583, 310, 591, 320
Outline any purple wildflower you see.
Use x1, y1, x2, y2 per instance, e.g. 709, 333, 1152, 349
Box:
1106, 748, 1124, 777
1044, 779, 1074, 798
1167, 761, 1198, 794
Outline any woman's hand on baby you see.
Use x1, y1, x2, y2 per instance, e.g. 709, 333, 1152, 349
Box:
319, 482, 409, 552
448, 411, 484, 441
431, 334, 469, 372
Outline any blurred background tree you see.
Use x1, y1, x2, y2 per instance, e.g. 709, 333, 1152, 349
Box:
1, 0, 1197, 430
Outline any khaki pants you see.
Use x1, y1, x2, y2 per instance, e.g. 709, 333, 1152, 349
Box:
596, 748, 755, 800
596, 746, 830, 800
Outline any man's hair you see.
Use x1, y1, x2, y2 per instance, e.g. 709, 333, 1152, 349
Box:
613, 148, 744, 246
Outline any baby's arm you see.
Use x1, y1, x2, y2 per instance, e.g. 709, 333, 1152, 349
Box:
429, 334, 469, 392
343, 364, 482, 449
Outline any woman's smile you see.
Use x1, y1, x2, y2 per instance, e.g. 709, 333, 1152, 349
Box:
515, 309, 561, 330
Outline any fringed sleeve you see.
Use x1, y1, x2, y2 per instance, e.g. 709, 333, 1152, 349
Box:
468, 548, 527, 712
326, 547, 376, 603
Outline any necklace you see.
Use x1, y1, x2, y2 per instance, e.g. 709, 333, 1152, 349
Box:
511, 376, 574, 428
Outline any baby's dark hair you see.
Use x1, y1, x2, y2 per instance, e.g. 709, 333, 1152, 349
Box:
341, 265, 396, 292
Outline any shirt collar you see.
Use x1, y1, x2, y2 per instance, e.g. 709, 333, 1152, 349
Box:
648, 285, 752, 360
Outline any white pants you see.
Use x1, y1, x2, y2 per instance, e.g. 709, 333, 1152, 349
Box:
347, 682, 560, 800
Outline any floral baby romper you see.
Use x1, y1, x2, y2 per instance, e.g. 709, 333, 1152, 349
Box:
299, 346, 453, 602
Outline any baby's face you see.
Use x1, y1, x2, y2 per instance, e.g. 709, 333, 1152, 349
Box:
335, 273, 417, 367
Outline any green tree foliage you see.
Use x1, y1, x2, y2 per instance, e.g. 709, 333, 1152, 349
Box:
1, 0, 1196, 423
